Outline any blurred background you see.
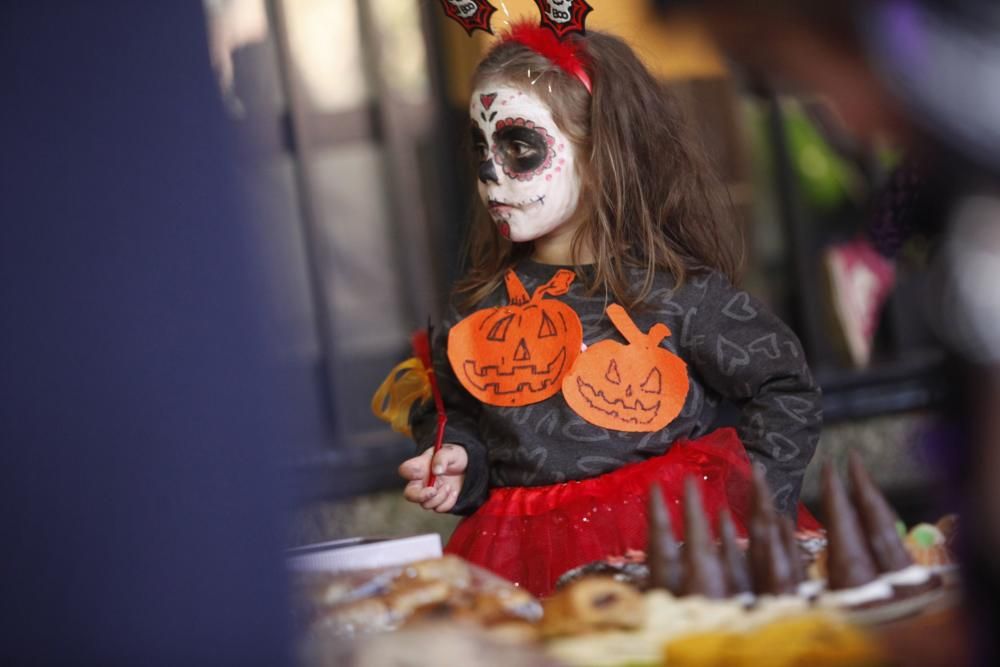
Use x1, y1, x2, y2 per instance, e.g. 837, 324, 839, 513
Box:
213, 0, 950, 543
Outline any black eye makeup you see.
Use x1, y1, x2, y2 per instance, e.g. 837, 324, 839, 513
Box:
491, 118, 556, 181
494, 125, 548, 172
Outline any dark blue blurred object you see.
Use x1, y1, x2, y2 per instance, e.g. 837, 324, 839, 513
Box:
861, 0, 1000, 175
0, 2, 307, 663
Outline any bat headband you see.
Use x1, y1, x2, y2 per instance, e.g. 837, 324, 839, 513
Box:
438, 1, 594, 95
499, 21, 593, 95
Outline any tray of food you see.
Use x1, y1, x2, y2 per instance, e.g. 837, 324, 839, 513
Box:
297, 456, 960, 667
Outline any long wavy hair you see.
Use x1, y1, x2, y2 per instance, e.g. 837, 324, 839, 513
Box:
454, 30, 743, 312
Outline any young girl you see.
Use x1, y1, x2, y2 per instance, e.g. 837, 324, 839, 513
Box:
398, 24, 821, 597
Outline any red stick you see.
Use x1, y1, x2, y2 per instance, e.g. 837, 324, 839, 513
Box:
412, 330, 447, 488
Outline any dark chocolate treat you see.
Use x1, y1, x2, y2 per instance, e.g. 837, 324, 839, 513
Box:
647, 483, 684, 595
748, 471, 796, 596
718, 508, 752, 596
779, 516, 806, 585
747, 471, 772, 594
763, 518, 797, 595
822, 463, 879, 590
681, 479, 727, 599
847, 450, 913, 573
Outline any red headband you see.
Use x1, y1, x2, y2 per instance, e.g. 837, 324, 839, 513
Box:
499, 21, 593, 95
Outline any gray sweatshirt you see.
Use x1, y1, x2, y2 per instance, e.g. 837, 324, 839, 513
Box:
412, 259, 821, 516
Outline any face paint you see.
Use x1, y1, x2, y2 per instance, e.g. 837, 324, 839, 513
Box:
469, 85, 581, 243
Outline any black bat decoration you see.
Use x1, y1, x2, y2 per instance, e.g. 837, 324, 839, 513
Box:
438, 0, 497, 36
533, 0, 593, 38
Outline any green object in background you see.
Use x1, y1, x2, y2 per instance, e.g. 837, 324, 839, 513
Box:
909, 523, 943, 547
783, 101, 861, 211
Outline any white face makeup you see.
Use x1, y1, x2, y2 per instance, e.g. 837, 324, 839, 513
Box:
469, 85, 581, 243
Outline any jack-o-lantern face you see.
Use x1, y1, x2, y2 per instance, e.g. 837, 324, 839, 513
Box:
563, 304, 689, 432
448, 269, 582, 406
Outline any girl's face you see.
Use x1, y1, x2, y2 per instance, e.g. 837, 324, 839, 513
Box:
469, 84, 581, 243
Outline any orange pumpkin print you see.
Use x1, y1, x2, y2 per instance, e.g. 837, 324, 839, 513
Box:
448, 269, 583, 406
563, 304, 689, 432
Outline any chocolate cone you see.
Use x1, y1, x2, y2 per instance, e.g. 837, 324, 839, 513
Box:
647, 483, 684, 594
681, 478, 727, 599
718, 508, 751, 595
779, 516, 806, 584
822, 462, 879, 590
748, 470, 795, 595
750, 467, 777, 524
847, 450, 913, 573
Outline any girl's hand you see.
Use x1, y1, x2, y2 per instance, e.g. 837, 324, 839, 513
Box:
398, 444, 468, 513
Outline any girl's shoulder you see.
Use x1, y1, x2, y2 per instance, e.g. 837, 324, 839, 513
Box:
631, 266, 735, 307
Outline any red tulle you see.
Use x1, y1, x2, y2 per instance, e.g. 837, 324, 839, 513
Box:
499, 20, 593, 93
445, 428, 820, 597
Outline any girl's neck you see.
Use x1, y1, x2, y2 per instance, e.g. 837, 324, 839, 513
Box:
530, 219, 594, 266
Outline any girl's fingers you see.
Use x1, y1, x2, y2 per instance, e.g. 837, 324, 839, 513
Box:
420, 484, 450, 510
434, 487, 459, 513
397, 448, 433, 481
431, 444, 468, 476
402, 479, 427, 504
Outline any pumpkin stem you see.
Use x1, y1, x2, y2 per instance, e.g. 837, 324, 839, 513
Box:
606, 304, 672, 347
647, 323, 672, 348
504, 270, 531, 305
531, 269, 576, 302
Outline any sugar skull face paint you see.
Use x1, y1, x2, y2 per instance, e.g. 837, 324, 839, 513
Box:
469, 85, 581, 242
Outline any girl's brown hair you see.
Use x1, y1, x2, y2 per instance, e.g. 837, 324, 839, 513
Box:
454, 30, 743, 312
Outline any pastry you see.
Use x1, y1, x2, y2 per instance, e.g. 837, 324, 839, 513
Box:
384, 578, 452, 617
540, 576, 645, 637
400, 554, 472, 588
905, 523, 953, 567
936, 513, 959, 556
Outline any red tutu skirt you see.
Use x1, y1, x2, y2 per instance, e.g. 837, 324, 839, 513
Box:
445, 428, 820, 597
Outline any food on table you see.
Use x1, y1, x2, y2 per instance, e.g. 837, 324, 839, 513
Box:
384, 578, 452, 617
544, 590, 811, 667
818, 462, 896, 609
540, 576, 644, 637
322, 624, 561, 667
905, 523, 953, 568
298, 461, 957, 665
294, 555, 542, 645
311, 597, 395, 636
780, 515, 808, 586
646, 482, 684, 595
748, 470, 799, 597
936, 513, 959, 555
719, 508, 752, 597
554, 557, 649, 591
404, 553, 473, 588
681, 479, 728, 599
664, 612, 886, 667
847, 451, 941, 597
848, 451, 912, 573
817, 458, 946, 610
